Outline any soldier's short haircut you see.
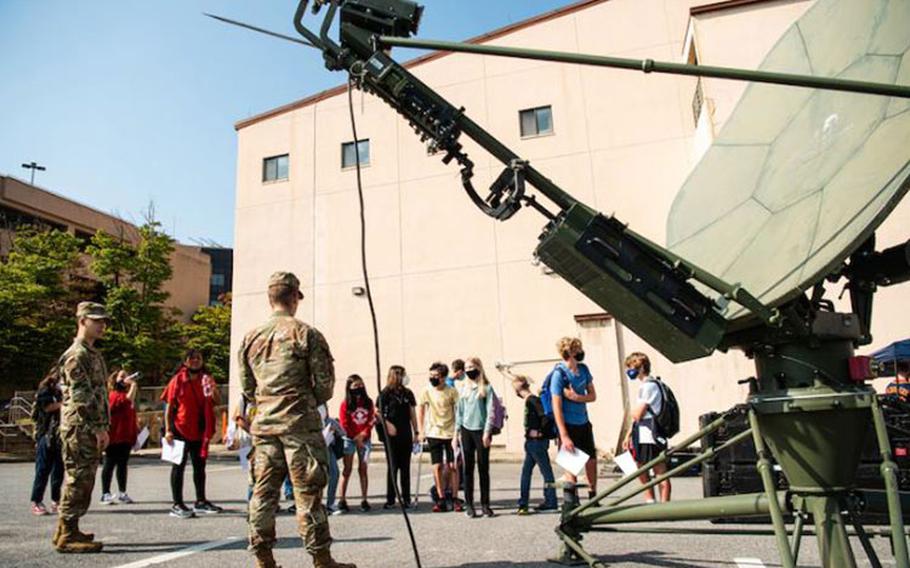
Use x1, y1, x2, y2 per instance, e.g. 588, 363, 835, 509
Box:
429, 361, 449, 378
268, 284, 298, 306
451, 359, 465, 372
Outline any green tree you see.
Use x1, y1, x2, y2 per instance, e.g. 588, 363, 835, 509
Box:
87, 219, 182, 382
181, 293, 232, 381
0, 229, 86, 394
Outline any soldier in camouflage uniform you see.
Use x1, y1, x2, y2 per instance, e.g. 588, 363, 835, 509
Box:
239, 272, 356, 568
53, 302, 111, 554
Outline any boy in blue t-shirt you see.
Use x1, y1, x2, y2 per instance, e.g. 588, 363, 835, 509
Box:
550, 337, 598, 497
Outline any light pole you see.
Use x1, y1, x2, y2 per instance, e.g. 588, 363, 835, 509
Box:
21, 161, 46, 185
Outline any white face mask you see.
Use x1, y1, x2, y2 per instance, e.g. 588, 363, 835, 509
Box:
403, 375, 410, 387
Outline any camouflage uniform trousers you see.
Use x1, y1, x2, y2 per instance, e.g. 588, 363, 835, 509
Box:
58, 428, 102, 521
248, 430, 332, 556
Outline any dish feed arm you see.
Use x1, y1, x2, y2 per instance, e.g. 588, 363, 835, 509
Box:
292, 0, 763, 362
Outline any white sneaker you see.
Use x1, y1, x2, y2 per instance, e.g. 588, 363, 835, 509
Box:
100, 492, 116, 505
118, 492, 134, 504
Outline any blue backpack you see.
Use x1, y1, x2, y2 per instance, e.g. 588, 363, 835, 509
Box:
538, 365, 565, 440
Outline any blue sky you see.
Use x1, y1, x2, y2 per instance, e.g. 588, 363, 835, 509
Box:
0, 0, 572, 246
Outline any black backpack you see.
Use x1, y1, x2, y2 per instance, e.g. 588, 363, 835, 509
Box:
649, 377, 680, 439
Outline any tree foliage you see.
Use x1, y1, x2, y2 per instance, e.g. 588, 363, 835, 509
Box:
1, 213, 232, 394
181, 293, 232, 381
0, 229, 87, 394
86, 220, 183, 382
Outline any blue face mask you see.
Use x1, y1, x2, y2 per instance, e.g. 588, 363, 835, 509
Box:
626, 368, 639, 380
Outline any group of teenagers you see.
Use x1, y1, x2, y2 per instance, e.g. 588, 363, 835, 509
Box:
226, 336, 675, 519
29, 348, 228, 520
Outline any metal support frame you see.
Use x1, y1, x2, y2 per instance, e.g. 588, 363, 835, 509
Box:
871, 397, 910, 568
748, 409, 796, 568
556, 396, 910, 568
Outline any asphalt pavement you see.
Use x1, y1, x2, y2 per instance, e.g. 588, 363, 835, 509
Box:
0, 454, 897, 567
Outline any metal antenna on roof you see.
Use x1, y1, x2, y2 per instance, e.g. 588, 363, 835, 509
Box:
203, 13, 318, 49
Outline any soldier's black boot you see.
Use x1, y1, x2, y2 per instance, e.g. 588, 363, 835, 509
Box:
313, 549, 357, 568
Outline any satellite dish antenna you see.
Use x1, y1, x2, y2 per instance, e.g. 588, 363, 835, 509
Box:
667, 0, 910, 327
217, 2, 910, 564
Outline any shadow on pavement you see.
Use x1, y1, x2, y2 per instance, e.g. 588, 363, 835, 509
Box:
435, 552, 755, 568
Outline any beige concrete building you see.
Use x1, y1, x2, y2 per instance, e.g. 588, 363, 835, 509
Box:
231, 0, 909, 456
0, 175, 211, 322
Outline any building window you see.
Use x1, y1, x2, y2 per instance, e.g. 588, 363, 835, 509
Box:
341, 139, 370, 168
210, 273, 225, 287
262, 154, 289, 182
519, 106, 553, 138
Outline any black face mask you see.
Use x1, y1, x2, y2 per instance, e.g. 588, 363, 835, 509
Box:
575, 350, 585, 362
351, 387, 366, 398
466, 369, 480, 380
429, 377, 441, 387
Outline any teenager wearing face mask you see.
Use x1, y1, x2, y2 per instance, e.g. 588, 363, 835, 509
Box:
550, 337, 598, 499
100, 369, 138, 505
378, 365, 418, 508
338, 375, 374, 513
417, 362, 461, 513
622, 352, 671, 503
454, 357, 497, 518
161, 349, 222, 518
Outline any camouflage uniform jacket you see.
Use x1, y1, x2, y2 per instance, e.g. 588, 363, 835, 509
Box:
238, 311, 335, 436
59, 338, 110, 435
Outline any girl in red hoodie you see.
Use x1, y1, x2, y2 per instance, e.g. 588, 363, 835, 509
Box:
337, 374, 374, 513
161, 349, 222, 518
101, 369, 138, 505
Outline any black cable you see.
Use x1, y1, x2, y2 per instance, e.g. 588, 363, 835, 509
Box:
347, 76, 423, 568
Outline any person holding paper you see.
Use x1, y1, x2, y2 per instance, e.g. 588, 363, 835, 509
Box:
52, 302, 112, 554
239, 271, 355, 568
100, 369, 138, 505
622, 352, 671, 503
161, 349, 223, 519
550, 337, 598, 499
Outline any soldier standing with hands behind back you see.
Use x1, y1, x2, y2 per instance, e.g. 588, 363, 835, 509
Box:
53, 302, 111, 554
239, 272, 356, 568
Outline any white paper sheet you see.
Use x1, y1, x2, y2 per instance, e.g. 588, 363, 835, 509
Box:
239, 445, 252, 472
161, 439, 185, 465
556, 447, 590, 476
133, 426, 150, 452
613, 451, 638, 476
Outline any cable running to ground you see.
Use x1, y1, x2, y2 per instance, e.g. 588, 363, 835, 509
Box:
347, 76, 423, 568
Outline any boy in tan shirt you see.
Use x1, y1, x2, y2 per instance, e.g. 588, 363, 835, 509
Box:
417, 362, 462, 512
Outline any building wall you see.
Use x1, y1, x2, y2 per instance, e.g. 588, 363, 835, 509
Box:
0, 175, 211, 323
231, 0, 910, 455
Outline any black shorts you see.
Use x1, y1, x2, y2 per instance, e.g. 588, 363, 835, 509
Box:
635, 442, 665, 465
565, 422, 596, 458
427, 437, 455, 465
